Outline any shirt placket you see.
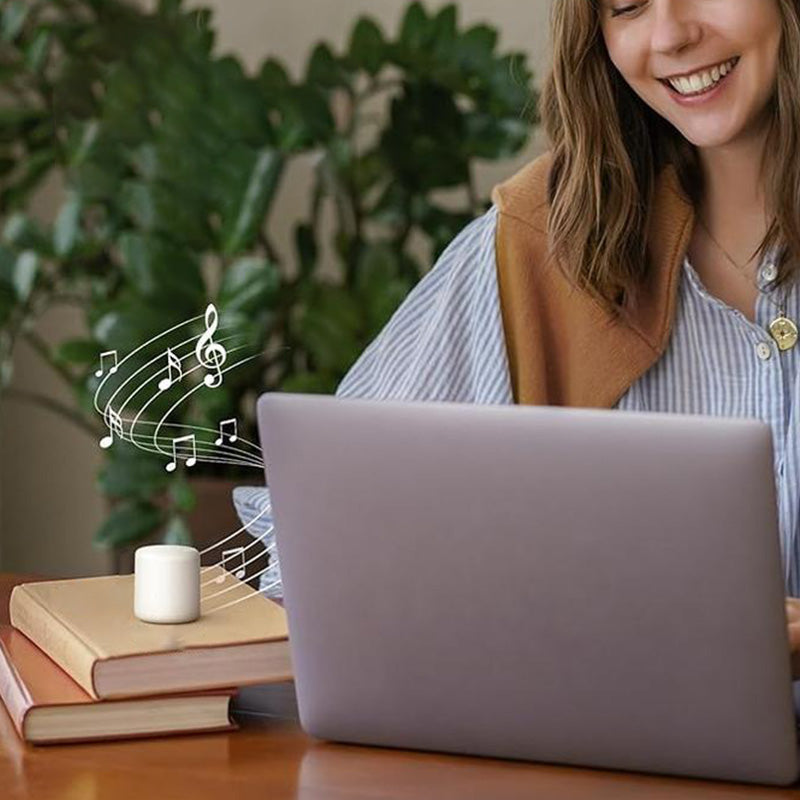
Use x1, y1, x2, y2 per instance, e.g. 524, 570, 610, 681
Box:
753, 259, 796, 589
684, 257, 786, 444
759, 259, 800, 593
754, 288, 787, 465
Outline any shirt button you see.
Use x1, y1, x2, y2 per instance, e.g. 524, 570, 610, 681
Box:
756, 342, 772, 361
762, 262, 778, 282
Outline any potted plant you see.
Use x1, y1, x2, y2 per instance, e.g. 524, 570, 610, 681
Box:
0, 0, 538, 571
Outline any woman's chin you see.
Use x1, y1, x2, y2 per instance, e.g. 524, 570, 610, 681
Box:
669, 106, 770, 151
672, 122, 743, 150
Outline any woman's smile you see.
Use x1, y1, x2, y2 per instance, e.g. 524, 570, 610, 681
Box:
659, 56, 741, 107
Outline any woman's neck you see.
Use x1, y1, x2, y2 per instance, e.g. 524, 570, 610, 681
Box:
696, 131, 771, 235
686, 131, 774, 325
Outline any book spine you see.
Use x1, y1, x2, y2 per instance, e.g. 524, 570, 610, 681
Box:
0, 640, 28, 738
9, 586, 99, 699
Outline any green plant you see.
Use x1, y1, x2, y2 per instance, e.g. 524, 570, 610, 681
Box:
0, 0, 538, 552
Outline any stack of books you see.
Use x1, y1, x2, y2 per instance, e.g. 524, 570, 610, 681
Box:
0, 566, 291, 744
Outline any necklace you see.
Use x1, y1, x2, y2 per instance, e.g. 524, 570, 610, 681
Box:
696, 217, 798, 351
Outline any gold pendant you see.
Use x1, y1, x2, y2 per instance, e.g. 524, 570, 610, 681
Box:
769, 316, 799, 351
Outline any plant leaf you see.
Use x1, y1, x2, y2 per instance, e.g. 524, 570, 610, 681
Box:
53, 192, 82, 257
399, 2, 431, 52
3, 212, 50, 253
98, 447, 171, 500
93, 297, 179, 352
93, 501, 164, 548
221, 148, 284, 255
56, 338, 101, 366
1, 0, 30, 43
118, 233, 205, 312
218, 256, 280, 314
293, 283, 363, 373
26, 28, 52, 73
348, 18, 386, 76
278, 85, 335, 150
307, 43, 351, 90
258, 58, 291, 97
12, 251, 38, 301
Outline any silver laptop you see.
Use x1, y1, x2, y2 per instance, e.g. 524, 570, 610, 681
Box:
257, 393, 799, 786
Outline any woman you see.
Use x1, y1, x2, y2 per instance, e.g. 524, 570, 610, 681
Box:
236, 0, 800, 679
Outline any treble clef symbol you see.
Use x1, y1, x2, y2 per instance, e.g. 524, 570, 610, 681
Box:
195, 304, 227, 389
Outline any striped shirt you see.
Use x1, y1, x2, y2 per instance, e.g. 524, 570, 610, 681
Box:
235, 204, 800, 605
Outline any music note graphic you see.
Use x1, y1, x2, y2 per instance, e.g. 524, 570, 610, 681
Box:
218, 547, 246, 582
214, 418, 238, 446
100, 408, 124, 450
158, 348, 183, 392
95, 350, 118, 378
195, 304, 227, 389
165, 434, 197, 473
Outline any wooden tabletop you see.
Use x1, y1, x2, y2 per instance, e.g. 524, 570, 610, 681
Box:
2, 573, 800, 800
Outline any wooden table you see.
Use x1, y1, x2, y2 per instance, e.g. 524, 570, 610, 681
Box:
2, 573, 800, 800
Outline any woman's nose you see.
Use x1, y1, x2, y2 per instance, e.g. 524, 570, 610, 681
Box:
649, 0, 702, 55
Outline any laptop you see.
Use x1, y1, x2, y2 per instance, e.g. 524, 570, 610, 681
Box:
256, 392, 799, 786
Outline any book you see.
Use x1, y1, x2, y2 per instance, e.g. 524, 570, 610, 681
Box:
0, 626, 236, 744
9, 566, 292, 700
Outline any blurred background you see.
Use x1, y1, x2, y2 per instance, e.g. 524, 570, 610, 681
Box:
0, 0, 552, 578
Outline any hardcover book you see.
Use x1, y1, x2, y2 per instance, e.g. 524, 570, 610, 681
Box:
0, 626, 236, 744
9, 566, 292, 700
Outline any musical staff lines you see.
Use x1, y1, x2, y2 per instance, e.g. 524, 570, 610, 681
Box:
199, 501, 276, 600
91, 302, 281, 617
92, 304, 264, 473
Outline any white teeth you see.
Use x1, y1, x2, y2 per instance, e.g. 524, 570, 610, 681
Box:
667, 58, 737, 96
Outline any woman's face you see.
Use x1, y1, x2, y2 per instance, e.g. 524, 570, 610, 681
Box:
599, 0, 782, 150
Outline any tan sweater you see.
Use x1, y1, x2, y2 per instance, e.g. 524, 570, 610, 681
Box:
491, 152, 696, 408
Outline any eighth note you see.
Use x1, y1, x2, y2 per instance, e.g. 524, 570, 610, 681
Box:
95, 350, 118, 378
218, 547, 246, 582
158, 348, 183, 392
100, 408, 124, 450
215, 418, 238, 446
165, 434, 197, 473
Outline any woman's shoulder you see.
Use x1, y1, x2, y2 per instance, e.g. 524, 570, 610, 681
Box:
334, 204, 511, 403
490, 150, 554, 233
391, 204, 500, 308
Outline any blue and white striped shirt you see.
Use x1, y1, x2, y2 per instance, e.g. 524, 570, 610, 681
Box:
235, 204, 800, 602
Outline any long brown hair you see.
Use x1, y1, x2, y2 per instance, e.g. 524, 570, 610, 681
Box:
540, 0, 800, 317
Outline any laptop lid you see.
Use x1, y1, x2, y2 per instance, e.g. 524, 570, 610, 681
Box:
257, 393, 799, 785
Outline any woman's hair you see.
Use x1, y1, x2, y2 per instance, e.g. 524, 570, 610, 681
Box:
540, 0, 800, 317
